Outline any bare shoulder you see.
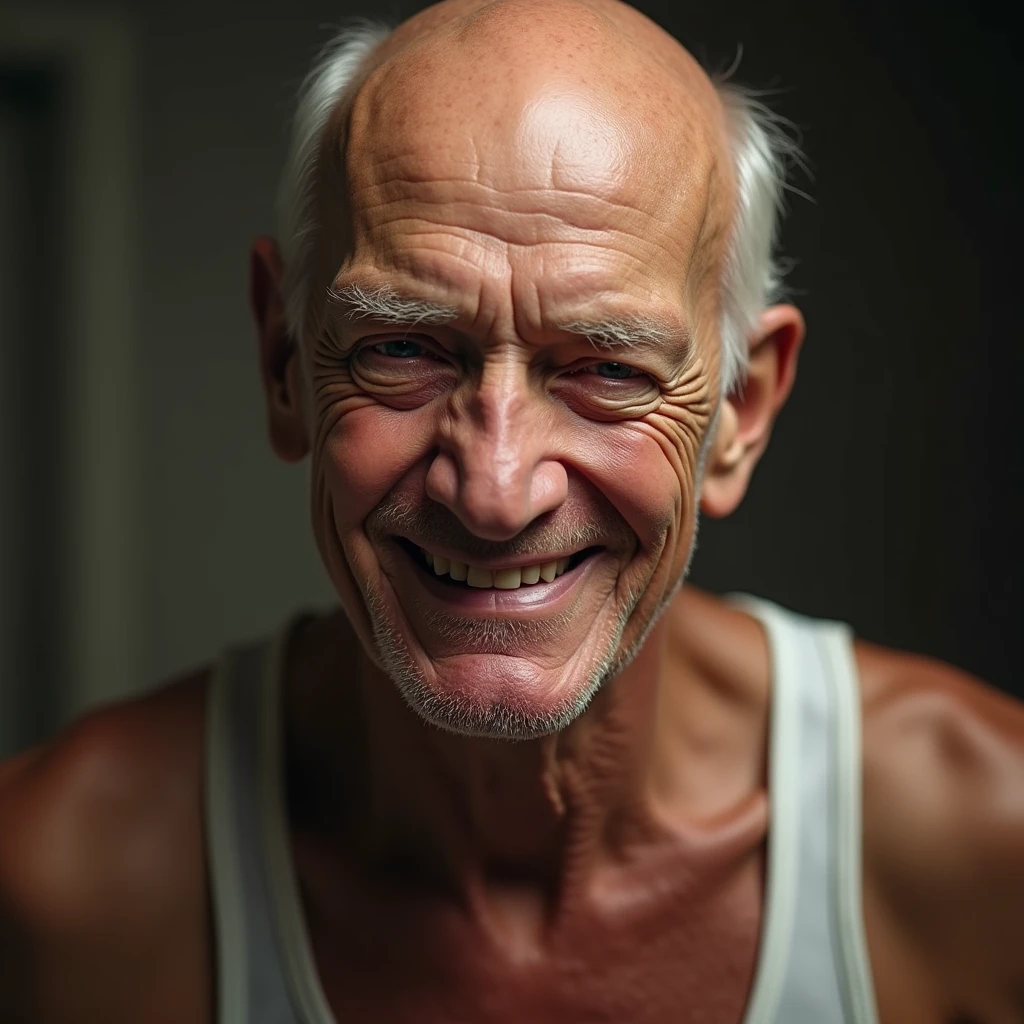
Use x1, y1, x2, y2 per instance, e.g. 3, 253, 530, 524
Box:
0, 669, 214, 1024
856, 640, 1024, 1022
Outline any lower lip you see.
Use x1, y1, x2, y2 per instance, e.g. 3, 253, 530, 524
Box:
394, 544, 603, 615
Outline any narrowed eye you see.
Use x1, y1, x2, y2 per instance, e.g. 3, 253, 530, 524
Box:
373, 339, 425, 358
583, 361, 645, 380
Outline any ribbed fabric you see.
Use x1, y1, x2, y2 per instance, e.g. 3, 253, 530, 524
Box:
204, 596, 879, 1023
728, 596, 879, 1024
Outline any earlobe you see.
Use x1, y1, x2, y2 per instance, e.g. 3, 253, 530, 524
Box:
250, 237, 310, 463
699, 401, 752, 518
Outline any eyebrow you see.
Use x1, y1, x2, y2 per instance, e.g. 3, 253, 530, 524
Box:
553, 315, 678, 353
325, 283, 686, 357
325, 284, 460, 328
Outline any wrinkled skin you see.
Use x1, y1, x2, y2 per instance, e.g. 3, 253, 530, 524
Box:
1, 2, 1023, 1023
300, 0, 738, 736
255, 0, 798, 944
249, 3, 807, 1014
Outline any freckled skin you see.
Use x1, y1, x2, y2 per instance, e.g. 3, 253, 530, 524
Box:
1, 2, 1023, 1023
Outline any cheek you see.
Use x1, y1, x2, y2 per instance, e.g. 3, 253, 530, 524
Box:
319, 403, 437, 532
568, 420, 694, 556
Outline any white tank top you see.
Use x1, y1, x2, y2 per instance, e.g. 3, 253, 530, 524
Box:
204, 595, 880, 1023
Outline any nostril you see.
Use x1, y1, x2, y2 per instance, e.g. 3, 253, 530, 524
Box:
425, 450, 567, 541
424, 450, 460, 509
457, 489, 535, 542
529, 461, 569, 515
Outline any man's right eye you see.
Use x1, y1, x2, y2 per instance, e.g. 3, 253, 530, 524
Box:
372, 339, 425, 358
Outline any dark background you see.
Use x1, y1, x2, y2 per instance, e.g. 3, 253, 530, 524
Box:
0, 0, 1019, 757
678, 0, 1021, 695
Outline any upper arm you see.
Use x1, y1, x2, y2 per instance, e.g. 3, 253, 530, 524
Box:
859, 646, 1024, 1021
0, 680, 212, 1024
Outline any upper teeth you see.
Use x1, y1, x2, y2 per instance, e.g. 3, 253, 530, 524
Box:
420, 548, 571, 589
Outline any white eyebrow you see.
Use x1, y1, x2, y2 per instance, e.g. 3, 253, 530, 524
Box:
326, 283, 685, 357
555, 315, 681, 353
325, 284, 460, 328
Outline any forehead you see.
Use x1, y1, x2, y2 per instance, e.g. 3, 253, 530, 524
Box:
330, 2, 732, 317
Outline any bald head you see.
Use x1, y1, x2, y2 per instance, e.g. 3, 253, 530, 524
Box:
346, 0, 733, 256
366, 0, 725, 118
373, 0, 720, 99
278, 0, 796, 396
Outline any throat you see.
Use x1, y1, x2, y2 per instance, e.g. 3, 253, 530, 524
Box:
285, 594, 769, 937
469, 869, 559, 959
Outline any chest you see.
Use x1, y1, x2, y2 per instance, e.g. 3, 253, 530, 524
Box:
298, 842, 768, 1024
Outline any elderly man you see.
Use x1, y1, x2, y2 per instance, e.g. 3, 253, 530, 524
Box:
1, 1, 1022, 1022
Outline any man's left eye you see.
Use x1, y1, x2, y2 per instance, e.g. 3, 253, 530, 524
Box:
373, 339, 424, 358
584, 361, 644, 379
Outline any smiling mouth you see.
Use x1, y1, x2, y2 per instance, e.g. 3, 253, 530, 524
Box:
398, 539, 601, 591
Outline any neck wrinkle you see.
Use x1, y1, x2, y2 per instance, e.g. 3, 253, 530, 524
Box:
349, 616, 675, 924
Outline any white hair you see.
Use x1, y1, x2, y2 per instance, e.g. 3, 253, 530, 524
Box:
279, 20, 392, 349
278, 21, 801, 397
713, 81, 804, 394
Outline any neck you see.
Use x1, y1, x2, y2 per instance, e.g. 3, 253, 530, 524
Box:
285, 594, 766, 934
356, 623, 680, 880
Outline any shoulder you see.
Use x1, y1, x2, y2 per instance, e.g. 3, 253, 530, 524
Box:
0, 669, 214, 1023
855, 640, 1024, 1021
855, 641, 1024, 862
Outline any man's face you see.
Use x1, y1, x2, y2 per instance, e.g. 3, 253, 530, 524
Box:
302, 6, 732, 738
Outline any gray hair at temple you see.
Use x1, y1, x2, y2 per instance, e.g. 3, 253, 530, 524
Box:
277, 21, 801, 398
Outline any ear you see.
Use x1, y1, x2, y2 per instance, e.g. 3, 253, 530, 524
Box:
699, 304, 804, 518
250, 236, 309, 462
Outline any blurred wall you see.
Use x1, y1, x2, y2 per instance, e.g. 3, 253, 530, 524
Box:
123, 1, 347, 684
0, 0, 1018, 752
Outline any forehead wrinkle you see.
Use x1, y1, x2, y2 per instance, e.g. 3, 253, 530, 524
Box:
346, 113, 716, 227
361, 213, 689, 273
344, 20, 725, 216
350, 169, 677, 241
352, 173, 702, 270
354, 216, 690, 299
352, 167, 661, 210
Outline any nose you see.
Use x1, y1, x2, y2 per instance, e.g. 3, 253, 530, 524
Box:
425, 367, 568, 541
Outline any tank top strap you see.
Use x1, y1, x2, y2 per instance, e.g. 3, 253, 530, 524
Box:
205, 632, 303, 1024
727, 594, 880, 1024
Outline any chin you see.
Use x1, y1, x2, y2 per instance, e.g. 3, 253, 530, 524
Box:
367, 607, 620, 741
353, 540, 675, 740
